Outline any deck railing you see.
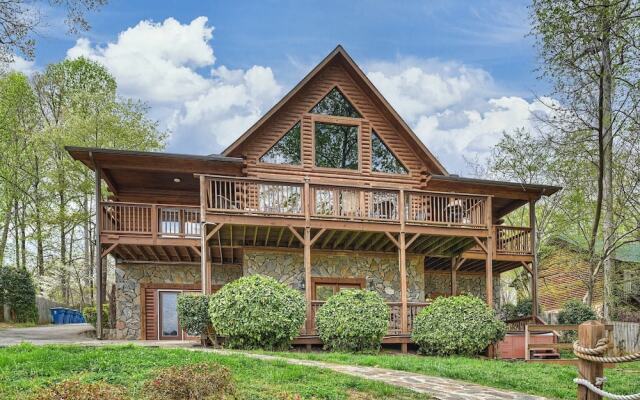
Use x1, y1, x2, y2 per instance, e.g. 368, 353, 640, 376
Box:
495, 226, 532, 255
100, 202, 200, 239
304, 300, 429, 336
202, 175, 490, 228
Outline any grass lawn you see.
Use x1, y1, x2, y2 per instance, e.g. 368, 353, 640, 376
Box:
263, 351, 640, 400
0, 344, 429, 400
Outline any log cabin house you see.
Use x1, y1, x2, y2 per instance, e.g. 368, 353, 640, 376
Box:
67, 46, 560, 351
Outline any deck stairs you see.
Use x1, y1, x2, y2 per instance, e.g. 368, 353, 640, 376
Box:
529, 347, 560, 360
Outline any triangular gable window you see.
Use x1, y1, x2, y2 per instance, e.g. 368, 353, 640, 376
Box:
310, 87, 361, 118
371, 130, 408, 174
259, 122, 301, 165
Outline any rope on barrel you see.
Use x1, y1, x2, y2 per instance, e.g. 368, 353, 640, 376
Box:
573, 336, 640, 399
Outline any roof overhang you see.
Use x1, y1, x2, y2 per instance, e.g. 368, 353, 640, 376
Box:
66, 146, 244, 204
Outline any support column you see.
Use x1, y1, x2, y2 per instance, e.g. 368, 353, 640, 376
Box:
399, 232, 408, 333
304, 227, 312, 334
529, 199, 538, 319
451, 257, 457, 296
200, 175, 210, 294
94, 165, 103, 340
485, 236, 493, 307
485, 195, 493, 308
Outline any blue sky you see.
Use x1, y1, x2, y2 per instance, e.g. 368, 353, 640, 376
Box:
18, 0, 549, 174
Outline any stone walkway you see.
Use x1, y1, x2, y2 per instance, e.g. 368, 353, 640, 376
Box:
205, 349, 546, 400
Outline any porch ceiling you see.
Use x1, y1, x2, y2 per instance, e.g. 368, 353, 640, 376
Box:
425, 256, 523, 274
207, 224, 479, 257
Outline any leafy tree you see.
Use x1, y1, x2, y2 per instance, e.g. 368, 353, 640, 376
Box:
1, 266, 38, 323
0, 0, 107, 64
531, 0, 640, 318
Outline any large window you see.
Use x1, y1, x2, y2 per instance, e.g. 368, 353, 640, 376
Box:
311, 87, 361, 118
371, 130, 408, 174
312, 278, 365, 301
259, 122, 301, 165
314, 122, 359, 169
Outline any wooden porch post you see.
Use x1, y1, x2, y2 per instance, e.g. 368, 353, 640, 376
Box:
398, 189, 408, 341
303, 178, 313, 334
529, 199, 538, 319
94, 164, 103, 340
485, 195, 493, 308
451, 256, 457, 296
200, 175, 211, 294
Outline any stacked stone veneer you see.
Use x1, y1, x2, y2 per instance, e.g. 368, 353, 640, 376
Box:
113, 263, 242, 339
424, 271, 501, 306
244, 250, 425, 302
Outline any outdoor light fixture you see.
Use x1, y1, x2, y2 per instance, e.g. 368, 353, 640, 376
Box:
173, 177, 182, 183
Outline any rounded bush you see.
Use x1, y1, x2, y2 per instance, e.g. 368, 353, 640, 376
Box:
315, 289, 389, 352
558, 300, 597, 324
209, 275, 305, 350
177, 293, 211, 337
0, 266, 38, 323
83, 305, 109, 329
142, 362, 235, 400
412, 295, 506, 356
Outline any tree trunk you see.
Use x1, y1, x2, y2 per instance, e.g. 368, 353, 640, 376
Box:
601, 9, 614, 322
0, 209, 11, 266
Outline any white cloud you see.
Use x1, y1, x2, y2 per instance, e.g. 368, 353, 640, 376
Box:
365, 58, 548, 173
4, 55, 37, 75
66, 17, 282, 152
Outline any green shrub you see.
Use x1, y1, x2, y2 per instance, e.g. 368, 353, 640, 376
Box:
83, 305, 109, 329
209, 275, 305, 350
500, 298, 534, 320
142, 362, 235, 400
1, 267, 38, 323
315, 289, 389, 352
177, 293, 211, 337
558, 300, 598, 342
33, 379, 128, 400
412, 295, 506, 356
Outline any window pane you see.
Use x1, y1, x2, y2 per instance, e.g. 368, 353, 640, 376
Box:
315, 123, 359, 169
160, 292, 179, 337
315, 285, 335, 301
371, 131, 408, 174
311, 87, 361, 118
259, 122, 301, 165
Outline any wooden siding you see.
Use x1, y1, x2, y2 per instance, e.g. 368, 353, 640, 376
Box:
230, 60, 430, 187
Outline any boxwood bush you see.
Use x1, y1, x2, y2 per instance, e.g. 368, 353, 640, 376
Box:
412, 295, 506, 356
209, 275, 305, 350
315, 289, 389, 352
558, 300, 597, 342
177, 293, 211, 340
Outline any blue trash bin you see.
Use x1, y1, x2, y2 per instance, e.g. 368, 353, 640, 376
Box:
73, 311, 81, 323
62, 309, 71, 324
50, 308, 65, 324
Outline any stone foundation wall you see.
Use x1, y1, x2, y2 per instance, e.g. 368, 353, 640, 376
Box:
244, 250, 425, 301
114, 263, 241, 339
424, 271, 501, 306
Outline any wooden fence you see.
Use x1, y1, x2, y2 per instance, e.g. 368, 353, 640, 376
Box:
611, 321, 640, 354
36, 296, 68, 324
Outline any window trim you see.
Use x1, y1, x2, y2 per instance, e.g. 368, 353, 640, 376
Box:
311, 276, 366, 300
256, 120, 304, 168
311, 114, 362, 173
370, 128, 410, 176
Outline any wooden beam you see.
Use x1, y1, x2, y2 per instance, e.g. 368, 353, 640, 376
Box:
530, 199, 538, 319
264, 226, 271, 246
287, 226, 304, 243
456, 257, 466, 271
399, 232, 408, 334
101, 243, 118, 258
384, 231, 399, 248
405, 233, 420, 250
485, 236, 493, 308
310, 228, 326, 246
321, 229, 336, 248
190, 246, 201, 257
366, 233, 386, 251
253, 226, 259, 246
275, 227, 285, 247
343, 231, 362, 248
521, 261, 532, 275
93, 161, 103, 339
206, 223, 225, 241
304, 227, 312, 334
473, 236, 488, 254
332, 230, 350, 249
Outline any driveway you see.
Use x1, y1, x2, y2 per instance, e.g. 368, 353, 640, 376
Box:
0, 324, 96, 346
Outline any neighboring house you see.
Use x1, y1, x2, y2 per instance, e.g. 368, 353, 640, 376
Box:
539, 237, 640, 316
67, 46, 560, 349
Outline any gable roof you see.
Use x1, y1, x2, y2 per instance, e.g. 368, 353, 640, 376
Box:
222, 45, 448, 175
